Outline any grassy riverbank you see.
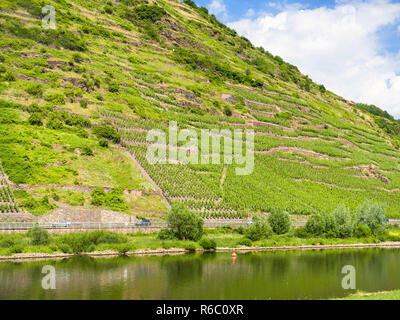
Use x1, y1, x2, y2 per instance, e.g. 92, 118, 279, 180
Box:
340, 290, 400, 300
1, 225, 400, 258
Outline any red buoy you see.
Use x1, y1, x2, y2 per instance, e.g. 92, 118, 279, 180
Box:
232, 249, 237, 264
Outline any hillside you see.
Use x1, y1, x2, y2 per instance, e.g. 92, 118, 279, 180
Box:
0, 0, 400, 221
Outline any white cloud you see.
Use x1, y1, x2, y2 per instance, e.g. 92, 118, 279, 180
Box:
245, 8, 256, 18
228, 0, 400, 117
208, 0, 228, 20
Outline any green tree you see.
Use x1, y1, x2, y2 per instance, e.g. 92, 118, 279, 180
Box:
167, 204, 204, 241
356, 201, 388, 235
268, 208, 291, 235
27, 225, 50, 246
333, 204, 355, 238
245, 217, 272, 241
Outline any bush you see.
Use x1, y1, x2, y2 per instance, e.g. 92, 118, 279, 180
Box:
114, 243, 134, 255
167, 204, 204, 241
90, 187, 129, 211
223, 105, 232, 116
27, 226, 50, 246
92, 125, 121, 143
354, 223, 372, 238
199, 238, 217, 250
237, 238, 252, 247
45, 93, 66, 105
81, 146, 94, 156
4, 72, 16, 82
26, 84, 43, 97
28, 112, 43, 126
157, 228, 177, 240
245, 217, 273, 241
333, 204, 355, 238
79, 100, 88, 108
268, 208, 291, 235
108, 83, 119, 93
293, 226, 310, 238
356, 201, 388, 235
305, 213, 339, 237
91, 187, 106, 206
99, 139, 109, 148
57, 231, 127, 254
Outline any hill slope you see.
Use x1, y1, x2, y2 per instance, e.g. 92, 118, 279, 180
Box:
1, 0, 400, 219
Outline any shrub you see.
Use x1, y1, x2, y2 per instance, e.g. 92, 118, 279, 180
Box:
268, 208, 291, 235
129, 5, 166, 23
28, 112, 43, 126
356, 201, 388, 235
114, 243, 134, 255
99, 139, 109, 148
26, 84, 43, 97
245, 217, 273, 241
237, 238, 252, 247
199, 238, 217, 250
333, 204, 355, 238
157, 228, 177, 240
45, 93, 66, 105
90, 187, 128, 211
223, 105, 232, 116
182, 242, 197, 252
0, 55, 5, 63
27, 226, 50, 246
81, 146, 94, 156
305, 213, 339, 237
108, 83, 119, 93
4, 72, 16, 82
354, 223, 372, 238
167, 204, 204, 241
293, 226, 310, 238
92, 125, 121, 143
91, 187, 106, 206
79, 100, 88, 108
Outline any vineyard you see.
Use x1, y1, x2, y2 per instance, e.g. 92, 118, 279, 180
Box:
0, 162, 19, 214
0, 0, 400, 219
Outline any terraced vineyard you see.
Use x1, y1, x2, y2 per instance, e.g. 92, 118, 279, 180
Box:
0, 162, 19, 214
1, 0, 400, 219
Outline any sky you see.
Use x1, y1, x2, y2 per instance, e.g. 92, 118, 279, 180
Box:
193, 0, 400, 118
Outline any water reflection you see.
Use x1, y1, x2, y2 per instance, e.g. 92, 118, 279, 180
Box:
0, 249, 399, 300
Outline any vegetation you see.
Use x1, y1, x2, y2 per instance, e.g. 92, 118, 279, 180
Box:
0, 0, 400, 223
268, 208, 291, 235
245, 217, 273, 241
166, 204, 204, 241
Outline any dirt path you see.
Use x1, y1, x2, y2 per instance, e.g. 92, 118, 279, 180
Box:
113, 146, 171, 209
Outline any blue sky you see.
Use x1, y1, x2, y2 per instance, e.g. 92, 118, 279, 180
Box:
190, 0, 400, 116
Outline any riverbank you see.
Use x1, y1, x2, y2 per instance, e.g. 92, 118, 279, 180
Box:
339, 290, 400, 300
2, 241, 400, 262
2, 225, 400, 262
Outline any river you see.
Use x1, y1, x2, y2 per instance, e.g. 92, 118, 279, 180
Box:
0, 248, 399, 299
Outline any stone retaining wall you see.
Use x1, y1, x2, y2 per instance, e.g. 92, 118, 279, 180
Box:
0, 227, 161, 234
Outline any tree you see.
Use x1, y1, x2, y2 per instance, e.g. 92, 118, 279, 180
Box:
245, 217, 272, 241
167, 204, 204, 241
333, 204, 355, 238
356, 201, 388, 235
268, 208, 291, 234
27, 225, 50, 246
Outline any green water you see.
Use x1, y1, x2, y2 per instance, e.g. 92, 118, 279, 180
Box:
1, 249, 400, 300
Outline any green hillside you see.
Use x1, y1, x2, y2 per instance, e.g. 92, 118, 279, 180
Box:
1, 0, 400, 219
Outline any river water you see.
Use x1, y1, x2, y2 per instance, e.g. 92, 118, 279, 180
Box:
0, 248, 399, 299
